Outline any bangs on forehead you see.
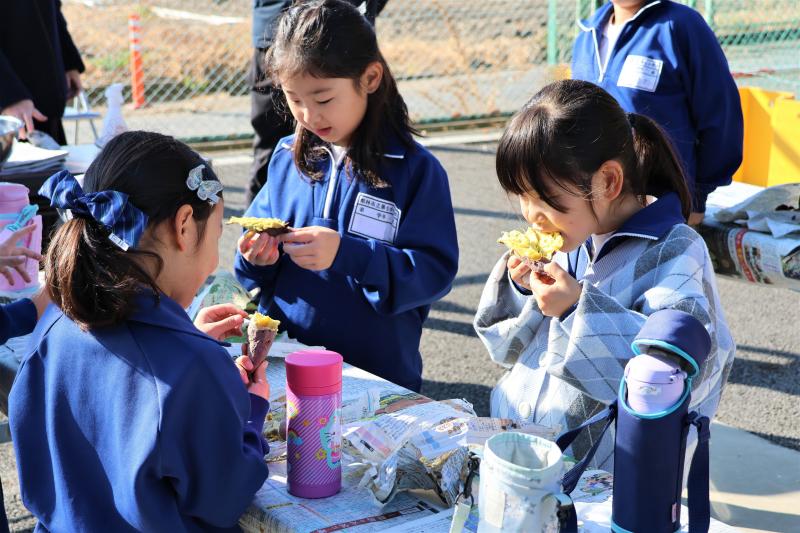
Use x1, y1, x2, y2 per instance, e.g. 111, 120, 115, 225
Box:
270, 50, 320, 84
495, 106, 570, 212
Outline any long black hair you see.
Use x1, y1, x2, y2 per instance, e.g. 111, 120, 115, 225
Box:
46, 131, 222, 329
266, 0, 416, 187
496, 79, 691, 220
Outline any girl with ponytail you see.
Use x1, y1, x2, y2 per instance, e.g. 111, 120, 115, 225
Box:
474, 79, 734, 470
9, 131, 272, 530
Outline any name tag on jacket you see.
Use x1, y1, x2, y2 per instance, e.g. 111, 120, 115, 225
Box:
348, 192, 401, 243
617, 55, 664, 92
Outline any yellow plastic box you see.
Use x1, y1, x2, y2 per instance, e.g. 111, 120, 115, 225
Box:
734, 87, 800, 187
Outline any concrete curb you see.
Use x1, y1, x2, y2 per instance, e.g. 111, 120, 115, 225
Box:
709, 422, 800, 532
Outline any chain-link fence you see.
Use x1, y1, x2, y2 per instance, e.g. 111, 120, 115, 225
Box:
63, 0, 800, 143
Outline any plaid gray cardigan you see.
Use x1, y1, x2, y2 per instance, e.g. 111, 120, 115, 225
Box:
474, 224, 735, 469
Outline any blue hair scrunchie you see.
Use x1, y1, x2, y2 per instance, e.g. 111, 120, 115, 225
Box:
38, 170, 149, 251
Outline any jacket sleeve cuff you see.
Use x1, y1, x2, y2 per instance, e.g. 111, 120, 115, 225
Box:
507, 269, 532, 296
246, 394, 270, 457
0, 299, 38, 343
248, 394, 270, 429
693, 189, 710, 214
234, 252, 279, 291
330, 234, 375, 281
558, 303, 578, 322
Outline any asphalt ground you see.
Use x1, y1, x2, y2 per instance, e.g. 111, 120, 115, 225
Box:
1, 143, 797, 531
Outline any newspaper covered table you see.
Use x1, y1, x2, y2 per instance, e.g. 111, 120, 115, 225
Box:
239, 358, 737, 533
700, 182, 800, 290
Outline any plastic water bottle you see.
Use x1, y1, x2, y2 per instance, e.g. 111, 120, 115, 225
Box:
96, 83, 128, 148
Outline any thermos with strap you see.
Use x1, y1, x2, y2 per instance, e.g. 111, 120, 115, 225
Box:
556, 309, 713, 533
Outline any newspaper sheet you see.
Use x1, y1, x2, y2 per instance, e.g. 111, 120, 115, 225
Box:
703, 182, 800, 289
239, 461, 447, 533
343, 397, 476, 506
372, 470, 738, 533
698, 220, 800, 288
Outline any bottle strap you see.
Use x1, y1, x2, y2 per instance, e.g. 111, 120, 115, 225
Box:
449, 453, 479, 533
556, 402, 617, 494
449, 453, 579, 533
687, 413, 711, 533
553, 492, 578, 533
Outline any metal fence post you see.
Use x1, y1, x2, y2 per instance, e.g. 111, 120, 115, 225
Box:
548, 0, 558, 65
575, 0, 595, 23
705, 0, 716, 30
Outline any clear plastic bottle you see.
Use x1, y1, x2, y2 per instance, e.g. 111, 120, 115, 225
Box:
95, 83, 128, 148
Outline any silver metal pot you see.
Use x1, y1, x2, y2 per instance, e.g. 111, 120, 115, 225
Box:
0, 115, 23, 170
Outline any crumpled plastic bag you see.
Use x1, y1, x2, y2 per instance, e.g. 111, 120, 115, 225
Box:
715, 183, 800, 238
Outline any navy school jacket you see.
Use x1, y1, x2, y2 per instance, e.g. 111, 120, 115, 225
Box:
235, 132, 459, 392
0, 299, 37, 345
9, 292, 269, 532
571, 0, 743, 213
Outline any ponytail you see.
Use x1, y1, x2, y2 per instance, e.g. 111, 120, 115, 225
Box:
628, 113, 692, 220
43, 130, 221, 330
45, 218, 163, 330
497, 80, 692, 221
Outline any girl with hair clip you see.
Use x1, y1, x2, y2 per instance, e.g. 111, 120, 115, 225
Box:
474, 79, 734, 470
9, 131, 271, 531
235, 0, 458, 392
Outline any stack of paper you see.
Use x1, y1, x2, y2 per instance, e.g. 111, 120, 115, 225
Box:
0, 140, 67, 176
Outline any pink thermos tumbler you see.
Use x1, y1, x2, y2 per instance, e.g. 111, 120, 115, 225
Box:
0, 183, 42, 292
285, 350, 343, 498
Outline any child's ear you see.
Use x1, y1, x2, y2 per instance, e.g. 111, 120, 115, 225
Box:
595, 160, 625, 201
361, 61, 383, 94
173, 204, 195, 252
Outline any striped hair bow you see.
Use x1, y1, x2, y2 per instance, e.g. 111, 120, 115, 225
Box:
39, 170, 149, 251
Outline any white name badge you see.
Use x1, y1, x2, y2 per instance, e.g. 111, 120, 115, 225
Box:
348, 192, 401, 244
617, 54, 664, 92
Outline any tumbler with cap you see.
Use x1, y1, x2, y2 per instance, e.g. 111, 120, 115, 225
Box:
285, 350, 343, 498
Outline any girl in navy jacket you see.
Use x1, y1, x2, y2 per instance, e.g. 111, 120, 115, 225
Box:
10, 131, 270, 532
572, 0, 743, 223
235, 0, 458, 392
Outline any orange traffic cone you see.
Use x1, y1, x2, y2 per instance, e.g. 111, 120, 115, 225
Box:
128, 14, 145, 109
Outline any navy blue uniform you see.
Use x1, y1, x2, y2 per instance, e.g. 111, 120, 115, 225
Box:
9, 292, 269, 531
236, 133, 459, 392
572, 0, 743, 212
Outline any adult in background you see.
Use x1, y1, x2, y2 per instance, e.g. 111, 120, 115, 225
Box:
0, 0, 85, 144
247, 0, 390, 206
